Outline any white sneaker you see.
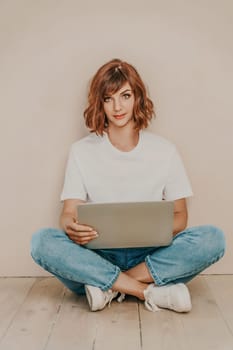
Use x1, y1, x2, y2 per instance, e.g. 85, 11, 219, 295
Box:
144, 283, 192, 313
85, 285, 125, 311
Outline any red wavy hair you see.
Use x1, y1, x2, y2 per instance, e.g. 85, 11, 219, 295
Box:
84, 59, 155, 135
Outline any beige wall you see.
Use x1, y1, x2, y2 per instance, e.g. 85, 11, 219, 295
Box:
0, 0, 232, 276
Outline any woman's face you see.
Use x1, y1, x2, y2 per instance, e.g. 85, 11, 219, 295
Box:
103, 82, 135, 129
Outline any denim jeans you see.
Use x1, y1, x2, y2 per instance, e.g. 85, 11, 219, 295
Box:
31, 225, 225, 295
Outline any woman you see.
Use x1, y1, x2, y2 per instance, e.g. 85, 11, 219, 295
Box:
31, 59, 225, 312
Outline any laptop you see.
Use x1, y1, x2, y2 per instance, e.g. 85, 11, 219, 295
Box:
77, 201, 174, 249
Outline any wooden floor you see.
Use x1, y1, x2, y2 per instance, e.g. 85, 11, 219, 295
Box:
0, 276, 233, 350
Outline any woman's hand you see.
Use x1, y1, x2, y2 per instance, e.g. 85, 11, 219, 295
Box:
62, 215, 98, 245
60, 199, 98, 245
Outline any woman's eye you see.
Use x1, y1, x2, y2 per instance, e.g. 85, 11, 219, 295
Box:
104, 96, 111, 103
123, 93, 131, 99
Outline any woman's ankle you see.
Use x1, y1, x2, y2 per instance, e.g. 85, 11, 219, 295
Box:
111, 272, 148, 300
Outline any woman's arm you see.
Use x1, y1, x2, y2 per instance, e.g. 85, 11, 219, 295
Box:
173, 198, 188, 236
60, 199, 98, 245
60, 198, 86, 229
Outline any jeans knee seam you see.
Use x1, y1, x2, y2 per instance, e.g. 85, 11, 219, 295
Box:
31, 253, 122, 291
145, 249, 225, 286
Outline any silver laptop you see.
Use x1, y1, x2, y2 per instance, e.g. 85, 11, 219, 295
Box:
77, 201, 174, 249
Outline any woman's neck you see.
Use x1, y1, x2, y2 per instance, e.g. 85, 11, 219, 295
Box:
107, 124, 140, 152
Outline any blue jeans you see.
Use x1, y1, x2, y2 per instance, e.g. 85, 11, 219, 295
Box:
31, 225, 225, 295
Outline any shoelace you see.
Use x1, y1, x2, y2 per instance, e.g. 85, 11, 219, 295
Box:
144, 298, 161, 312
106, 291, 125, 307
117, 293, 126, 303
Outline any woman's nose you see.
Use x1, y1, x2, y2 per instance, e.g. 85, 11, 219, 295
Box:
113, 99, 122, 111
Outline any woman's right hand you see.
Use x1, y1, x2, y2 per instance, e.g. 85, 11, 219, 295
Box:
61, 215, 98, 245
60, 199, 98, 245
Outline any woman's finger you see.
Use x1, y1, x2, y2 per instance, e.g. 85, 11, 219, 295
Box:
70, 237, 95, 245
69, 221, 94, 232
67, 229, 98, 238
67, 231, 98, 242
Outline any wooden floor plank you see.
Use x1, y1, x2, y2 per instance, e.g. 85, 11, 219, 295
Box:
46, 291, 141, 350
205, 275, 233, 334
139, 297, 186, 350
45, 291, 97, 350
139, 277, 233, 350
177, 277, 233, 350
0, 277, 64, 350
1, 276, 233, 350
93, 296, 141, 350
0, 278, 36, 339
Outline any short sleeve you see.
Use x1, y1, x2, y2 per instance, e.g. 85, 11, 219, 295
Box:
60, 146, 87, 201
163, 147, 193, 201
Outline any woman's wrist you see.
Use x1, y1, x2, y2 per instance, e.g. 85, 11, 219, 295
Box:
60, 213, 76, 230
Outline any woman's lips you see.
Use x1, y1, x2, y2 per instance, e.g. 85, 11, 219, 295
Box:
114, 114, 126, 119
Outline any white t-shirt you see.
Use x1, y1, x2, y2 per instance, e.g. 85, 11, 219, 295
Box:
60, 130, 193, 203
